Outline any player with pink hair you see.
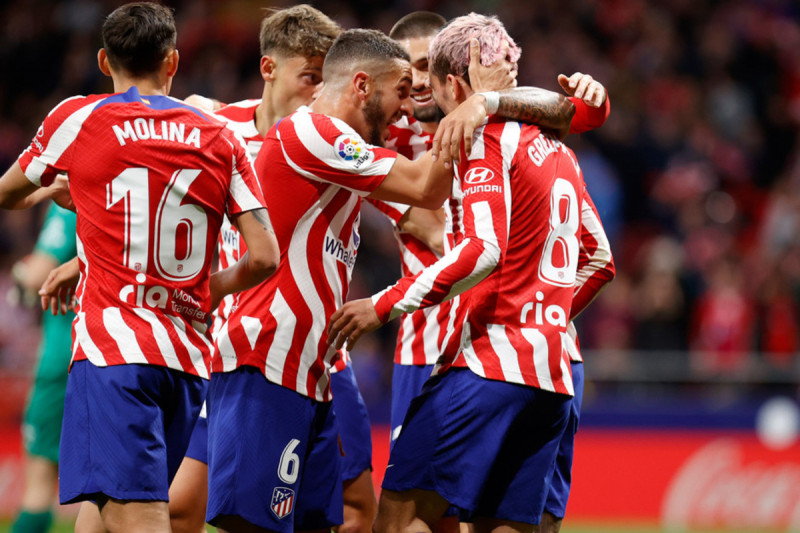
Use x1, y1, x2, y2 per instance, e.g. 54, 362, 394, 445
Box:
329, 12, 612, 533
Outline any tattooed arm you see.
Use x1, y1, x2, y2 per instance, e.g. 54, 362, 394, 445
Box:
432, 88, 574, 167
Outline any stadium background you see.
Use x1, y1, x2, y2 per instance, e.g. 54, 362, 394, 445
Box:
0, 0, 799, 531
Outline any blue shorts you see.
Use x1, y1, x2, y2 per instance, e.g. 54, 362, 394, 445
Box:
330, 362, 372, 480
390, 363, 434, 445
206, 367, 343, 532
544, 361, 584, 519
185, 402, 208, 464
59, 360, 206, 505
383, 368, 571, 524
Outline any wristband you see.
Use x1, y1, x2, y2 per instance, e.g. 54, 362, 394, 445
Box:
479, 91, 499, 114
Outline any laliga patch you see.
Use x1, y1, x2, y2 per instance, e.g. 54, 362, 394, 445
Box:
335, 134, 374, 168
271, 487, 295, 519
464, 167, 495, 184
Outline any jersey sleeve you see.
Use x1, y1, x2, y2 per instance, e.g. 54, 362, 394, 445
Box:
33, 202, 78, 264
18, 95, 103, 187
223, 128, 268, 218
279, 110, 397, 196
372, 122, 513, 323
568, 95, 611, 134
571, 187, 615, 319
365, 198, 410, 225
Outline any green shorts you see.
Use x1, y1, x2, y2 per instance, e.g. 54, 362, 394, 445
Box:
23, 320, 72, 463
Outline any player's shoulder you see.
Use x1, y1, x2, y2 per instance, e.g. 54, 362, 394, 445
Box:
42, 93, 109, 123
283, 106, 357, 141
216, 99, 260, 120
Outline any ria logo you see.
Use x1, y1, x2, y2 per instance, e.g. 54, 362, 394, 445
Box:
464, 167, 495, 184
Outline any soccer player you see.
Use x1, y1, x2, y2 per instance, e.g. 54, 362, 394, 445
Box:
379, 11, 611, 452
204, 28, 463, 533
10, 203, 76, 533
169, 6, 343, 533
0, 3, 280, 532
327, 14, 595, 533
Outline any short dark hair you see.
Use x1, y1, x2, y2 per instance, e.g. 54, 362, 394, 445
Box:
259, 5, 341, 58
102, 2, 176, 77
323, 29, 410, 82
389, 11, 446, 41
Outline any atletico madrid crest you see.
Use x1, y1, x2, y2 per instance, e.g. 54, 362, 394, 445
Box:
271, 487, 295, 519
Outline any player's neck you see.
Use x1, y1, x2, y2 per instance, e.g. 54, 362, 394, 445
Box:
111, 75, 169, 97
254, 100, 275, 137
310, 91, 351, 124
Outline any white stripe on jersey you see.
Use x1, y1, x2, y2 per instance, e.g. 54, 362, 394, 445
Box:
134, 307, 183, 369
560, 333, 576, 395
460, 323, 486, 377
446, 200, 500, 301
74, 311, 103, 364
488, 324, 522, 379
240, 316, 262, 351
264, 289, 294, 382
521, 327, 554, 392
103, 307, 149, 365
400, 245, 428, 274
575, 198, 613, 290
167, 314, 209, 378
222, 135, 264, 212
25, 99, 102, 186
215, 320, 238, 372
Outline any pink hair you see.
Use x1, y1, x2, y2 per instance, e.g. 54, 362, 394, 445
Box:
428, 13, 521, 82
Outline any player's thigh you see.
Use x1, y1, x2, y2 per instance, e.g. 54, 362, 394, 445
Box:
207, 368, 342, 532
169, 456, 208, 533
374, 488, 449, 533
59, 361, 205, 505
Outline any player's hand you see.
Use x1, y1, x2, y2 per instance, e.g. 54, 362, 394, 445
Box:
327, 298, 382, 351
39, 257, 80, 315
431, 92, 486, 168
469, 39, 517, 92
49, 174, 74, 212
558, 72, 606, 107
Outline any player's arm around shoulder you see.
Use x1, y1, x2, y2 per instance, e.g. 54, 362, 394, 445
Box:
368, 150, 452, 210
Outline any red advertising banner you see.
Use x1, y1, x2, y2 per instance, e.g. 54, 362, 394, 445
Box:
2, 422, 799, 530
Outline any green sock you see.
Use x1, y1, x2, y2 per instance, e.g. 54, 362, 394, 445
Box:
11, 510, 54, 533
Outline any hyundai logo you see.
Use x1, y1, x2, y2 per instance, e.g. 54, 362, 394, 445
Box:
464, 167, 495, 184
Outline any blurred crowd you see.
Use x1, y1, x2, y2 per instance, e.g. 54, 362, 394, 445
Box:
0, 0, 798, 406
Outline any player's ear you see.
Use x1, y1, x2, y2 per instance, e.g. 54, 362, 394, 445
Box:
165, 49, 179, 78
445, 73, 460, 101
261, 55, 277, 82
97, 49, 112, 77
353, 71, 370, 102
454, 76, 472, 99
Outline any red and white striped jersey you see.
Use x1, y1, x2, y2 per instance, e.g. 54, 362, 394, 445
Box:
373, 118, 589, 395
569, 193, 615, 361
212, 106, 397, 400
385, 115, 433, 161
18, 87, 266, 379
369, 116, 457, 365
210, 99, 264, 332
